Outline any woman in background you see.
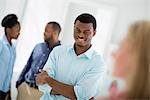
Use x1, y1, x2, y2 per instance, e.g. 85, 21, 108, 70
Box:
0, 14, 21, 100
98, 20, 149, 100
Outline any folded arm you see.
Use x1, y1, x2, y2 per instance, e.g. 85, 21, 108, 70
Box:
36, 70, 77, 99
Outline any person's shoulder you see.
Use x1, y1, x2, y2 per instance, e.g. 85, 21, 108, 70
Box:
53, 45, 71, 52
0, 36, 4, 46
48, 45, 70, 58
33, 42, 46, 49
92, 50, 102, 60
0, 36, 3, 52
92, 50, 106, 66
35, 42, 46, 47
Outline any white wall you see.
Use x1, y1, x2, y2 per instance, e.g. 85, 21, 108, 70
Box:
0, 0, 27, 36
0, 0, 6, 35
92, 0, 148, 44
61, 0, 118, 55
148, 0, 150, 18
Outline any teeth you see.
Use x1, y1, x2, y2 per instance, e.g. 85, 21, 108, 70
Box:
78, 38, 84, 42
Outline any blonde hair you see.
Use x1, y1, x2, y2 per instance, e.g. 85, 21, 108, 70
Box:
126, 20, 150, 99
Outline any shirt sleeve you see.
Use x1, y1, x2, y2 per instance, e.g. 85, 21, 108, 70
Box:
16, 50, 34, 87
39, 47, 58, 93
43, 47, 57, 78
74, 57, 106, 100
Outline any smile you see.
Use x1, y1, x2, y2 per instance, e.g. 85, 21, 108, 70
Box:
77, 36, 85, 42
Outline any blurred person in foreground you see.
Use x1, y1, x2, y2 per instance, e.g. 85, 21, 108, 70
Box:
97, 20, 150, 100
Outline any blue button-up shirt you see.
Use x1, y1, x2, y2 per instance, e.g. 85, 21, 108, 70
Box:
39, 45, 106, 100
16, 41, 61, 87
0, 35, 16, 92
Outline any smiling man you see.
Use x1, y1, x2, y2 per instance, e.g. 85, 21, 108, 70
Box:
36, 13, 106, 100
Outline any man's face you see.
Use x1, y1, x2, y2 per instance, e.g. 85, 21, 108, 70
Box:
9, 23, 21, 39
44, 24, 53, 42
74, 20, 96, 47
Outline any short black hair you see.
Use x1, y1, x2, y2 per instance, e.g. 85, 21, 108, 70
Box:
48, 21, 61, 35
74, 13, 97, 31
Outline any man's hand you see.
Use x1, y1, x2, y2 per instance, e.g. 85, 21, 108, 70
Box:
35, 70, 49, 85
36, 70, 77, 99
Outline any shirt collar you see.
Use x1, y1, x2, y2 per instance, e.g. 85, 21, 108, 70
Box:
83, 46, 94, 59
46, 40, 61, 49
3, 35, 10, 46
2, 35, 15, 49
53, 41, 61, 47
69, 44, 94, 59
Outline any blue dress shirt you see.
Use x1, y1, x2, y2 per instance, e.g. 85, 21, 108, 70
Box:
0, 35, 16, 92
16, 41, 61, 87
39, 45, 106, 100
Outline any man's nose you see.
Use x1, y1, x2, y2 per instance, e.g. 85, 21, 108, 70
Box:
78, 32, 84, 37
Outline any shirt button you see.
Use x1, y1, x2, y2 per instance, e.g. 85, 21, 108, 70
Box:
36, 67, 41, 71
40, 60, 42, 63
34, 74, 37, 77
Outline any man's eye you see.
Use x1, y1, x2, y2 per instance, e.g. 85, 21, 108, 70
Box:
75, 29, 80, 33
84, 31, 91, 35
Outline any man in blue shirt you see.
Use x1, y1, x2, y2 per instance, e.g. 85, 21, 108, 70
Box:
36, 13, 106, 100
16, 22, 61, 100
0, 14, 21, 100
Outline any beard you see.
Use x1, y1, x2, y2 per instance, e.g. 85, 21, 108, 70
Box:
44, 37, 51, 43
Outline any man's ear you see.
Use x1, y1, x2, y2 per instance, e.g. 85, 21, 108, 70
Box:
6, 28, 11, 35
92, 30, 96, 37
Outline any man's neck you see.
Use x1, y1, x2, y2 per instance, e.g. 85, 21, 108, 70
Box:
74, 44, 91, 56
48, 39, 59, 48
